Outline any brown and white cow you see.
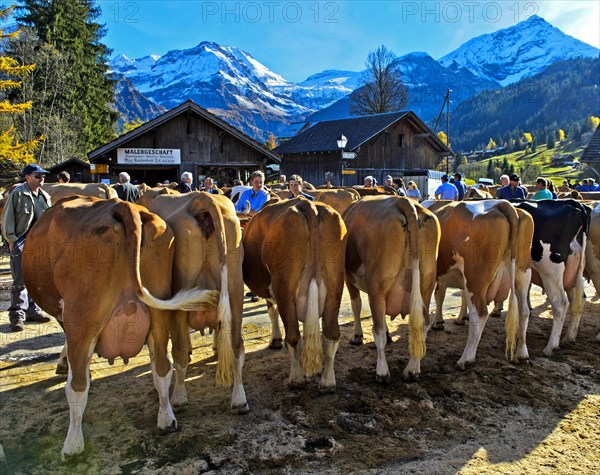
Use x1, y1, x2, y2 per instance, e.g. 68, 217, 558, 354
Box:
584, 201, 600, 341
242, 198, 347, 391
42, 182, 118, 201
423, 200, 533, 368
146, 192, 248, 412
23, 196, 220, 459
136, 186, 180, 208
464, 187, 493, 200
343, 196, 440, 381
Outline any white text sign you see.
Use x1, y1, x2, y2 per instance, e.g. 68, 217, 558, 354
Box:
117, 148, 181, 165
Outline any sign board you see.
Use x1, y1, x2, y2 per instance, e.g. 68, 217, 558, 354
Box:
117, 148, 181, 165
342, 152, 357, 160
342, 170, 357, 175
90, 163, 108, 174
100, 178, 111, 185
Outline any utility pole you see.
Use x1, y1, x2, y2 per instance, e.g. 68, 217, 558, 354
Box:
433, 89, 452, 174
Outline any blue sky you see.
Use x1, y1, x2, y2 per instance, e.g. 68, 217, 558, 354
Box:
99, 0, 600, 82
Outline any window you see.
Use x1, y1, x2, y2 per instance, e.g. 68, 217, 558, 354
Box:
398, 134, 405, 148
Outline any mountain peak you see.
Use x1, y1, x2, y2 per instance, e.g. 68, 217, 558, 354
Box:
439, 15, 599, 86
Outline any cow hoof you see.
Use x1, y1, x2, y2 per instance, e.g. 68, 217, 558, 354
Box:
402, 371, 420, 382
542, 346, 555, 357
231, 402, 250, 414
376, 373, 391, 385
349, 335, 363, 346
158, 420, 178, 435
490, 311, 502, 318
288, 380, 306, 390
318, 384, 336, 394
55, 363, 69, 375
431, 321, 445, 331
386, 332, 394, 345
268, 338, 283, 350
454, 319, 466, 326
456, 359, 474, 371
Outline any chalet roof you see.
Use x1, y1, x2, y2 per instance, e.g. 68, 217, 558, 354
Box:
88, 100, 281, 163
581, 125, 600, 163
46, 157, 90, 171
273, 111, 453, 156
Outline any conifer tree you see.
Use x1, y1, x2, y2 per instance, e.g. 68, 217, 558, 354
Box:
17, 0, 117, 156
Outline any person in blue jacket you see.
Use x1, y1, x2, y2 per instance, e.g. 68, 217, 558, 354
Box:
235, 170, 269, 213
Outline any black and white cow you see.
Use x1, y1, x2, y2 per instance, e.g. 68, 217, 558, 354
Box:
512, 199, 591, 359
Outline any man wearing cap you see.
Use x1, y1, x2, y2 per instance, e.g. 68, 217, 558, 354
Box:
453, 172, 467, 200
435, 174, 458, 200
1, 164, 52, 331
496, 174, 527, 200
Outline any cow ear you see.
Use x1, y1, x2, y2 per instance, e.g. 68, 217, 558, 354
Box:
138, 209, 167, 241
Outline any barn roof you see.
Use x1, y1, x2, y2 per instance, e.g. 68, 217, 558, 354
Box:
88, 100, 281, 163
581, 125, 600, 163
274, 111, 453, 156
46, 157, 90, 171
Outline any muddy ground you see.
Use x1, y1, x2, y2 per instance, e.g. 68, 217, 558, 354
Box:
1, 262, 599, 474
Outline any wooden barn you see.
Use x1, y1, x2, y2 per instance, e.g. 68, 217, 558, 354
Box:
88, 100, 281, 187
581, 124, 600, 179
274, 111, 453, 187
45, 158, 92, 183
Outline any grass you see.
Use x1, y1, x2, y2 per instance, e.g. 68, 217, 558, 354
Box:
459, 139, 590, 186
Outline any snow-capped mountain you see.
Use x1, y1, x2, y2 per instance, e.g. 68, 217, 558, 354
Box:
109, 42, 358, 139
109, 15, 599, 140
439, 15, 599, 86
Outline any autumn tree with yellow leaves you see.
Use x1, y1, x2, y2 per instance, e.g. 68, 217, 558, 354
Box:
0, 6, 42, 167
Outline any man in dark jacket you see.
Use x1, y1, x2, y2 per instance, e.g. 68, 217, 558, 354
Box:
115, 172, 140, 203
175, 171, 194, 193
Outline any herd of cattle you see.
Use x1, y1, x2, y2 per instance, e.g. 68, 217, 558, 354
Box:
2, 180, 600, 461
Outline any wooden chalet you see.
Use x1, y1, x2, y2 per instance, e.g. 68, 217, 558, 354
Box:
88, 100, 281, 187
274, 111, 453, 187
45, 157, 92, 183
581, 125, 600, 179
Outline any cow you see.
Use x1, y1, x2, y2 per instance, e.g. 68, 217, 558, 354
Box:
464, 187, 493, 199
351, 185, 397, 197
343, 196, 440, 381
583, 201, 600, 341
512, 200, 591, 357
312, 188, 361, 216
136, 186, 180, 208
423, 200, 533, 369
42, 182, 118, 201
146, 192, 248, 413
22, 196, 221, 459
242, 198, 347, 391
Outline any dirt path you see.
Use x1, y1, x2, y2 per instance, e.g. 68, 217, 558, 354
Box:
1, 273, 599, 474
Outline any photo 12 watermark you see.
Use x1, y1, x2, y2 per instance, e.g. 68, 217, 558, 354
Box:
201, 1, 340, 24
401, 1, 540, 24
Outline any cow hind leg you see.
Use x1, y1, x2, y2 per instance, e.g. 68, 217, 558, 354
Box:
319, 338, 339, 393
147, 327, 177, 432
266, 300, 283, 349
562, 277, 585, 344
457, 292, 489, 370
431, 283, 446, 330
515, 269, 532, 361
56, 343, 69, 375
455, 290, 469, 325
347, 280, 363, 345
541, 274, 569, 357
370, 296, 390, 383
230, 345, 249, 413
170, 311, 192, 407
61, 341, 94, 460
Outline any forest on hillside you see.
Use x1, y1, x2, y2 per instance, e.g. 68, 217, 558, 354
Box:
451, 57, 600, 152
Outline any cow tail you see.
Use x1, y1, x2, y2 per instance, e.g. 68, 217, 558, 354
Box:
498, 202, 519, 360
114, 201, 221, 311
396, 198, 426, 360
193, 195, 234, 388
301, 201, 323, 377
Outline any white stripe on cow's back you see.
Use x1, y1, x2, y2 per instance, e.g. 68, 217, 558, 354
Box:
465, 200, 506, 218
420, 200, 435, 209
